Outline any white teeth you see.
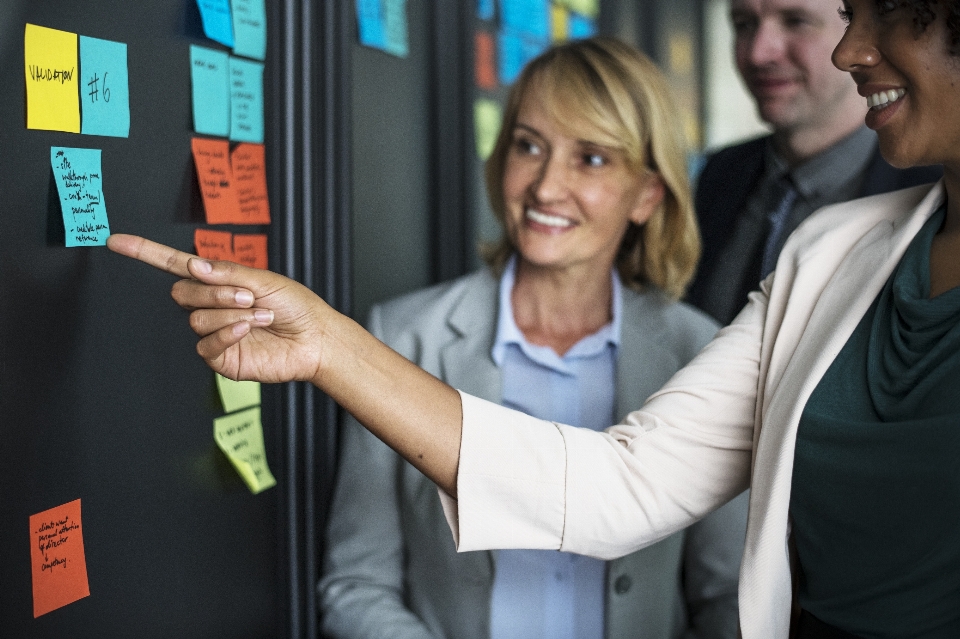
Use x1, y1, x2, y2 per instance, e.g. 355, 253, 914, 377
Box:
866, 88, 906, 109
526, 209, 573, 228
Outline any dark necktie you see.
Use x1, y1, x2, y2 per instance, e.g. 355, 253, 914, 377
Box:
760, 182, 798, 279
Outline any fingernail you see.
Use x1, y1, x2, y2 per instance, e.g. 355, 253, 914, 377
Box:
193, 259, 213, 274
254, 310, 274, 323
235, 290, 255, 305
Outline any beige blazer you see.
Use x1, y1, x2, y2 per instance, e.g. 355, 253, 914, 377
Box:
320, 269, 748, 639
444, 181, 945, 639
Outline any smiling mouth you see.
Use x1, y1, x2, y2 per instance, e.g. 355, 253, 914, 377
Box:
526, 209, 573, 228
867, 88, 906, 110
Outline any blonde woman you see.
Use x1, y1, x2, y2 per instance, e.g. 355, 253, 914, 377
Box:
317, 39, 745, 639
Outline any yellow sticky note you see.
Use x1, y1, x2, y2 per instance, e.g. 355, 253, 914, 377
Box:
215, 373, 261, 413
551, 6, 569, 42
214, 407, 276, 494
25, 24, 80, 133
474, 98, 502, 161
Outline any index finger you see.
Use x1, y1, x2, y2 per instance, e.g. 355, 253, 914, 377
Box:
107, 234, 196, 279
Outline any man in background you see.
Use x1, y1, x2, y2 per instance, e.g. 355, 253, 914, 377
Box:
688, 0, 941, 324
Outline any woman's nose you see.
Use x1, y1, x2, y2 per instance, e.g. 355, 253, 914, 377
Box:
832, 18, 880, 72
532, 155, 568, 202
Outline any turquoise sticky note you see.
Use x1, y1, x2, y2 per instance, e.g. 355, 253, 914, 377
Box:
51, 147, 111, 247
356, 0, 386, 51
498, 30, 524, 85
197, 0, 234, 47
231, 0, 267, 61
569, 13, 596, 39
477, 0, 494, 20
79, 36, 130, 138
499, 0, 549, 40
382, 0, 409, 58
190, 45, 230, 137
229, 56, 264, 143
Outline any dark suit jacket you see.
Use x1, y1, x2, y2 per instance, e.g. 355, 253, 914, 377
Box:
687, 135, 942, 324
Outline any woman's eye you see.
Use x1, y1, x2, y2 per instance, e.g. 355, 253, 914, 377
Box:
837, 7, 852, 24
514, 138, 541, 155
583, 153, 607, 168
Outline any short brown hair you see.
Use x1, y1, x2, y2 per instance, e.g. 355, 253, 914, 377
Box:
481, 37, 700, 300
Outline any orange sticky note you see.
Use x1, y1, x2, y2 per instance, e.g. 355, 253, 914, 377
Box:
233, 233, 268, 269
230, 143, 271, 224
191, 138, 239, 224
474, 31, 497, 90
30, 499, 90, 617
195, 228, 235, 261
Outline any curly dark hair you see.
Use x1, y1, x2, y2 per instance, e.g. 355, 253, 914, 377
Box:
881, 0, 960, 53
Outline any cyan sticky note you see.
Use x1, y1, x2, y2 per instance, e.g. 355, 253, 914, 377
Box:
569, 13, 597, 39
197, 0, 234, 47
51, 147, 111, 247
229, 56, 264, 143
190, 45, 230, 137
477, 0, 494, 21
382, 0, 409, 58
498, 0, 549, 40
497, 30, 525, 85
79, 36, 130, 138
231, 0, 267, 61
356, 0, 386, 51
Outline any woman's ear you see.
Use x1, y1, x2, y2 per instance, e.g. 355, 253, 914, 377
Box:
629, 171, 665, 226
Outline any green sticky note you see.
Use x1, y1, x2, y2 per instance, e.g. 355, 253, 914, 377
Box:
216, 373, 261, 413
214, 407, 276, 494
474, 98, 502, 160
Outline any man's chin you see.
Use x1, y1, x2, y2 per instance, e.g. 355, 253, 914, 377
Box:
754, 100, 800, 131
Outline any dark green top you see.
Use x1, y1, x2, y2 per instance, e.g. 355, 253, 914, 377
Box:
791, 206, 960, 638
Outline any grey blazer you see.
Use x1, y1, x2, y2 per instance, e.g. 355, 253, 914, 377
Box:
319, 269, 749, 639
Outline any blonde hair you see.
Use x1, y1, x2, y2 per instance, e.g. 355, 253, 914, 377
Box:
482, 37, 700, 300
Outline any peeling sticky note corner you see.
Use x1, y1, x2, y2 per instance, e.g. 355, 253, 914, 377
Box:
216, 373, 261, 413
214, 407, 276, 494
30, 499, 90, 617
197, 0, 235, 47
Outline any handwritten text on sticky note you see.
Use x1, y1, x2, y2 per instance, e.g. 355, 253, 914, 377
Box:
190, 46, 231, 137
52, 147, 111, 246
229, 57, 264, 143
231, 143, 270, 223
197, 0, 235, 47
25, 24, 80, 133
30, 499, 90, 617
79, 36, 130, 137
231, 0, 267, 61
214, 407, 276, 494
191, 138, 239, 224
195, 229, 234, 261
233, 233, 268, 269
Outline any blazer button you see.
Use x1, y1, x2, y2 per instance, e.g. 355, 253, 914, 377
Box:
614, 575, 632, 595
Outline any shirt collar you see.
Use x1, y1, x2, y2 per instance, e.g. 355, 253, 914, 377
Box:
491, 255, 622, 369
765, 125, 877, 200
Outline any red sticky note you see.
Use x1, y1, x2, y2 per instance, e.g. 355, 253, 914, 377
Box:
233, 233, 268, 270
475, 32, 497, 90
231, 143, 271, 224
30, 499, 90, 617
191, 137, 239, 224
194, 228, 235, 261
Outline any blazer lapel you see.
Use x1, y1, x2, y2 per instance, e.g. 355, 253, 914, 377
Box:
440, 272, 502, 403
740, 182, 945, 638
